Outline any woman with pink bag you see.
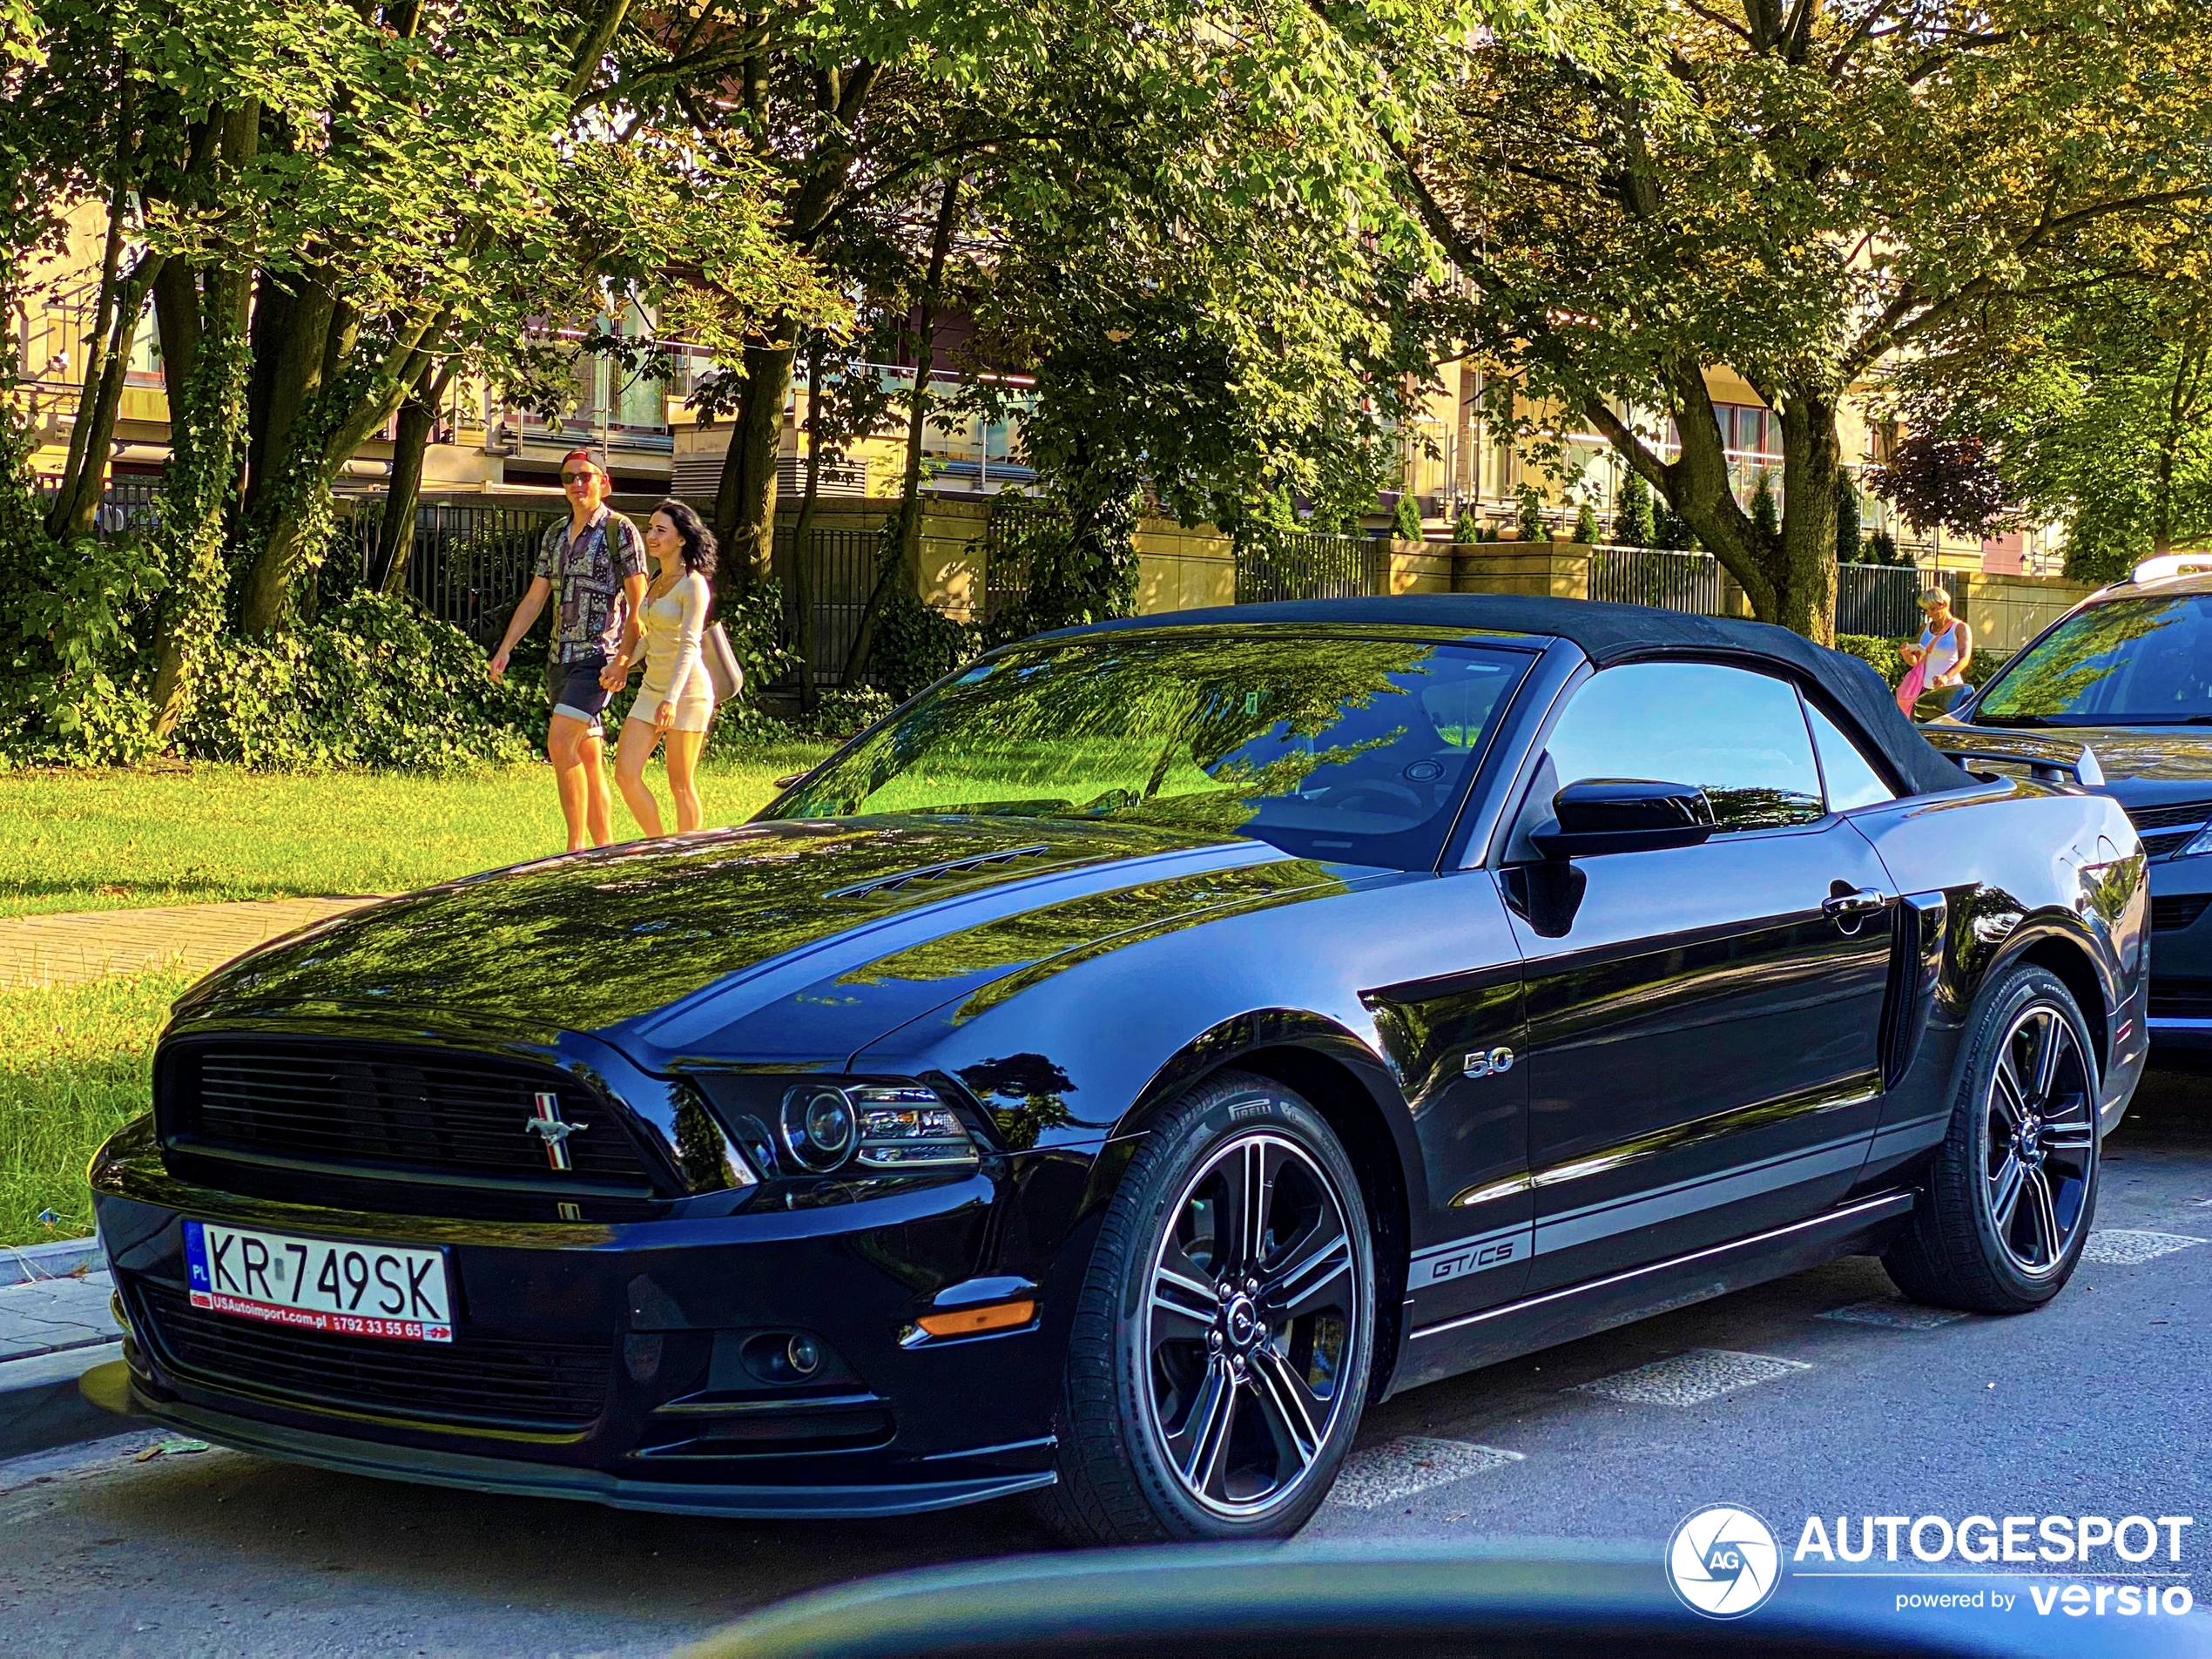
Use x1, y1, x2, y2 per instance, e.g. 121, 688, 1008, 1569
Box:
1896, 586, 1973, 717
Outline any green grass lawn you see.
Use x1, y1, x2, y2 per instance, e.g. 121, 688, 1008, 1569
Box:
0, 745, 833, 918
0, 968, 196, 1247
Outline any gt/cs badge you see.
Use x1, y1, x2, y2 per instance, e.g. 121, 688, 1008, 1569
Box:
1463, 1046, 1515, 1078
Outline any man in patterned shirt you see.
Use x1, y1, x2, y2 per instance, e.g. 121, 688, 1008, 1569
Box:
489, 450, 650, 851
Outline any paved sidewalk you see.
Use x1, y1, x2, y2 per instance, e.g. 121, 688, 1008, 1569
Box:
0, 1262, 126, 1460
0, 895, 380, 989
0, 1268, 120, 1363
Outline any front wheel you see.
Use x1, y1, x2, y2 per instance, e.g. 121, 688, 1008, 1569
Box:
1885, 963, 2101, 1313
1034, 1072, 1375, 1544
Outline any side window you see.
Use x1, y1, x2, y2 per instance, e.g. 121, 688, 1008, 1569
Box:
1514, 661, 1826, 848
1805, 701, 1897, 811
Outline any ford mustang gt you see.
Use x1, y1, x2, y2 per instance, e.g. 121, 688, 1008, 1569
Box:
87, 594, 2148, 1543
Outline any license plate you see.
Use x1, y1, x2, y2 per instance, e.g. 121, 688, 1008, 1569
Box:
184, 1220, 454, 1344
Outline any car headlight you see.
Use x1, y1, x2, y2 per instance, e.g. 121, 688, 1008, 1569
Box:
2177, 824, 2212, 858
739, 1079, 981, 1177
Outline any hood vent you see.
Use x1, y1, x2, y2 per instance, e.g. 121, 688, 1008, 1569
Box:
825, 844, 1060, 902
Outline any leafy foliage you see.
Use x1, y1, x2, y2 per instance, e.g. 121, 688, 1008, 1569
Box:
1515, 485, 1548, 543
1391, 494, 1425, 543
986, 488, 1142, 648
1867, 434, 2010, 540
1834, 475, 1864, 563
1572, 500, 1601, 546
1453, 506, 1484, 545
1833, 634, 1905, 688
176, 593, 543, 772
1611, 470, 1654, 549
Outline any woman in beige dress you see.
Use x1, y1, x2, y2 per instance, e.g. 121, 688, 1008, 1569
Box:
602, 499, 718, 836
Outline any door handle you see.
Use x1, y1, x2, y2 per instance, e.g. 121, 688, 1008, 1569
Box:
1822, 887, 1890, 934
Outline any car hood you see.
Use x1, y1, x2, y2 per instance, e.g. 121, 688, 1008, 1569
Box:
166, 816, 1314, 1056
1963, 720, 2212, 803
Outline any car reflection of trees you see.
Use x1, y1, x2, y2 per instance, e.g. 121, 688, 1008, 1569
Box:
1979, 600, 2186, 717
775, 636, 1450, 833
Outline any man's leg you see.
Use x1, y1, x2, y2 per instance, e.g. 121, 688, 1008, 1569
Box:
546, 712, 593, 853
582, 727, 614, 847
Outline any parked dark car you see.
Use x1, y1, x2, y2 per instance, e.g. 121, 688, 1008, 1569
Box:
87, 595, 2146, 1544
1919, 562, 2212, 1049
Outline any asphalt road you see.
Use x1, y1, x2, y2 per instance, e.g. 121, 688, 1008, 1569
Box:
3, 1069, 2208, 1659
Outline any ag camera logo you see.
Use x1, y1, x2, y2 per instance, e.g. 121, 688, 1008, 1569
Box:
1668, 1504, 1782, 1618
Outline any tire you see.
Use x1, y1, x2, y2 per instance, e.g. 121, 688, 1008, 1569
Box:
1033, 1070, 1376, 1544
1885, 963, 2101, 1313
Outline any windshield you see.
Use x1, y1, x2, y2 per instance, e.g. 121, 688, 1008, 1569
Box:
1976, 594, 2212, 725
762, 633, 1532, 866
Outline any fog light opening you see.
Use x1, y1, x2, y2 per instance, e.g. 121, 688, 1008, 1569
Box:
786, 1333, 822, 1378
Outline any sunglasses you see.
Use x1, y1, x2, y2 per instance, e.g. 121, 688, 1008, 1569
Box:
560, 470, 600, 485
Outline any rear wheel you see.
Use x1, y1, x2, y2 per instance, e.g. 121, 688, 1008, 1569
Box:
1885, 963, 2100, 1313
1034, 1071, 1374, 1544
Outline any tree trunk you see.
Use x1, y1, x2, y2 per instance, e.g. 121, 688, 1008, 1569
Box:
844, 174, 961, 684
44, 258, 164, 544
44, 167, 130, 542
711, 335, 795, 599
377, 357, 455, 595
1772, 388, 1842, 644
787, 338, 825, 713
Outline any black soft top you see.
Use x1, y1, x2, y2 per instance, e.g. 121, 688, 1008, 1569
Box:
1074, 593, 1969, 798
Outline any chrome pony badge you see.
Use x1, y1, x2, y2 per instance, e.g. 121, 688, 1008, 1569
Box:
526, 1091, 589, 1171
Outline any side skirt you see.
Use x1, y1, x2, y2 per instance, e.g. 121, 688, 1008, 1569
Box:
1386, 1190, 1916, 1396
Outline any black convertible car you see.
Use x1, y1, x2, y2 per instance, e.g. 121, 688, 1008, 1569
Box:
88, 595, 2147, 1543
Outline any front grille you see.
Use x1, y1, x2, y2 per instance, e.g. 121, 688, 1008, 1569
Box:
2127, 800, 2211, 860
2148, 980, 2212, 1019
2153, 894, 2212, 933
165, 1041, 654, 1192
132, 1281, 613, 1430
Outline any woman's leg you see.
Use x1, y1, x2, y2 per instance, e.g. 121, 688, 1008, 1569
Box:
615, 718, 666, 838
664, 727, 708, 832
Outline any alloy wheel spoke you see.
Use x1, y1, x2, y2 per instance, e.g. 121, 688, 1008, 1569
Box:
1261, 1214, 1352, 1321
1169, 1357, 1239, 1498
1989, 1151, 2027, 1232
2025, 1168, 2062, 1265
1246, 1349, 1322, 1475
1990, 1064, 2027, 1130
2042, 1100, 2096, 1153
2027, 1014, 2065, 1108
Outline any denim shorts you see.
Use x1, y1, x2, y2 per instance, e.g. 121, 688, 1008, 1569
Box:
550, 655, 614, 732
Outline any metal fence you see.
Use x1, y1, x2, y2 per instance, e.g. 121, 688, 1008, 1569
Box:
1836, 562, 1925, 641
344, 502, 563, 644
980, 496, 1066, 628
775, 523, 881, 685
32, 475, 163, 539
1235, 529, 1387, 604
1588, 546, 1730, 614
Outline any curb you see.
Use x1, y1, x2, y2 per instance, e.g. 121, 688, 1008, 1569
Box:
1, 1236, 102, 1288
0, 1342, 129, 1460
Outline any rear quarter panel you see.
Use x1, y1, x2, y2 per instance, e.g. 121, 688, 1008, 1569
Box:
1844, 780, 2147, 1184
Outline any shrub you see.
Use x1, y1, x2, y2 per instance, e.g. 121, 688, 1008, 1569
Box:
1750, 469, 1781, 545
1452, 507, 1483, 545
176, 593, 543, 771
1656, 502, 1699, 550
1612, 471, 1655, 548
1835, 474, 1865, 563
1866, 529, 1900, 566
1390, 493, 1425, 543
1572, 500, 1601, 545
1515, 484, 1548, 543
1834, 633, 1905, 688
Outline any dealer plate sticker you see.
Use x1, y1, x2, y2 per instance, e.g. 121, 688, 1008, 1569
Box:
184, 1220, 453, 1343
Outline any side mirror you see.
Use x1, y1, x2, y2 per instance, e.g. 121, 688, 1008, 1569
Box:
1912, 682, 1974, 722
1532, 778, 1716, 859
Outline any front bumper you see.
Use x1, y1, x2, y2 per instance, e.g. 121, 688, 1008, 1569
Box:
91, 1119, 1093, 1519
2144, 856, 2212, 1049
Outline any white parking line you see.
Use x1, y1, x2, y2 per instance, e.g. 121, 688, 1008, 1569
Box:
1573, 1348, 1812, 1406
2080, 1230, 2208, 1264
1327, 1436, 1524, 1509
1817, 1298, 1969, 1329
